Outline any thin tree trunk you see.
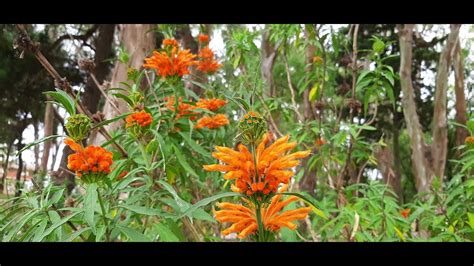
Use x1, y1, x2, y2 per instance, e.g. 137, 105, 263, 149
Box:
176, 24, 205, 96
431, 24, 461, 184
299, 24, 318, 196
398, 24, 434, 193
453, 38, 468, 153
15, 141, 24, 197
261, 25, 278, 98
33, 120, 40, 174
392, 118, 403, 203
81, 24, 116, 114
40, 101, 54, 174
1, 141, 13, 193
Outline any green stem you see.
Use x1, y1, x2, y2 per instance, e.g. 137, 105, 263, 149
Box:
255, 201, 266, 242
97, 188, 111, 242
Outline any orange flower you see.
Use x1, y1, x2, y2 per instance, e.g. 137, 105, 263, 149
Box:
195, 98, 227, 111
214, 185, 311, 239
195, 114, 229, 129
198, 34, 209, 43
465, 136, 474, 145
204, 133, 311, 196
401, 208, 411, 218
162, 38, 179, 48
144, 46, 197, 79
315, 138, 326, 146
165, 96, 198, 120
197, 46, 221, 74
64, 138, 113, 178
125, 111, 153, 128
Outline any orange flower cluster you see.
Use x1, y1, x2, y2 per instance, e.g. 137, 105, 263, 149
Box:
162, 38, 179, 48
401, 208, 411, 218
165, 96, 199, 120
64, 138, 113, 178
165, 96, 228, 129
204, 133, 311, 196
197, 46, 221, 74
315, 138, 326, 146
198, 34, 209, 43
125, 111, 153, 128
143, 39, 197, 79
465, 136, 474, 145
214, 185, 311, 239
195, 114, 229, 129
195, 98, 227, 111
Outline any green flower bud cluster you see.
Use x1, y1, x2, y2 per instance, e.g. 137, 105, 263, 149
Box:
65, 114, 92, 142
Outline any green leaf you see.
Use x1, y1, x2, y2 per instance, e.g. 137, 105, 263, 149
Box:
32, 219, 49, 242
92, 112, 132, 129
44, 89, 76, 116
309, 83, 319, 102
157, 179, 189, 212
4, 209, 41, 241
113, 93, 134, 107
40, 211, 82, 241
356, 70, 372, 85
62, 227, 91, 242
17, 135, 63, 155
372, 38, 385, 53
225, 96, 250, 112
117, 225, 151, 242
276, 192, 328, 220
155, 222, 179, 242
84, 183, 98, 234
467, 212, 474, 230
178, 132, 209, 158
172, 145, 199, 178
181, 192, 240, 219
394, 226, 406, 242
118, 204, 175, 218
49, 188, 65, 206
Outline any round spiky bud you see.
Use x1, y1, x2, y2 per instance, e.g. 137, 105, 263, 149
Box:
65, 114, 92, 142
237, 111, 267, 146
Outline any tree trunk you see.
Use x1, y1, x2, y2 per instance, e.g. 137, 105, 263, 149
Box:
299, 24, 318, 196
1, 141, 13, 193
15, 141, 24, 197
40, 101, 54, 174
176, 24, 205, 96
94, 24, 156, 145
453, 37, 468, 153
392, 117, 403, 203
261, 25, 278, 98
376, 145, 402, 201
33, 120, 40, 174
81, 24, 116, 114
398, 24, 434, 193
431, 24, 460, 184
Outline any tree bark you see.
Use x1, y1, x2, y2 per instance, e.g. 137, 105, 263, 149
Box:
95, 24, 156, 145
261, 25, 278, 98
176, 24, 205, 96
81, 24, 116, 114
15, 141, 24, 197
299, 24, 318, 196
453, 37, 468, 152
398, 24, 434, 193
40, 101, 54, 174
33, 120, 40, 174
376, 145, 402, 201
1, 141, 13, 193
431, 24, 460, 184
